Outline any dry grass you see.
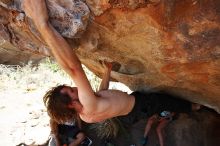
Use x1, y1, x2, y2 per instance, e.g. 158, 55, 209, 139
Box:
0, 58, 101, 92
90, 118, 122, 139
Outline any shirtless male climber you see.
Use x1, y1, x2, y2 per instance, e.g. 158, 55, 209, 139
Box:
23, 0, 201, 124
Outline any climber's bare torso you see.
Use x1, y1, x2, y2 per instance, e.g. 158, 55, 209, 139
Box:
79, 89, 135, 123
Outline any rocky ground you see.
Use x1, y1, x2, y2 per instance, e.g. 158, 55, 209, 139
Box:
0, 89, 50, 145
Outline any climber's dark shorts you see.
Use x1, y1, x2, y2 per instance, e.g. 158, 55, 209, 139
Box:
118, 91, 192, 125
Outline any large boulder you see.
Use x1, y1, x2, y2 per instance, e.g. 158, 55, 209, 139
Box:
0, 0, 219, 113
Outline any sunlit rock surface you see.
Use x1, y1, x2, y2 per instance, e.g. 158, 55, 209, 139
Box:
0, 0, 219, 114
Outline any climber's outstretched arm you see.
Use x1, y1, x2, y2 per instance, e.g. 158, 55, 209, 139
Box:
23, 0, 98, 112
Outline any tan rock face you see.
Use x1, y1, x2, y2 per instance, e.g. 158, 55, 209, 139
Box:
0, 0, 219, 112
0, 1, 47, 64
81, 0, 220, 112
